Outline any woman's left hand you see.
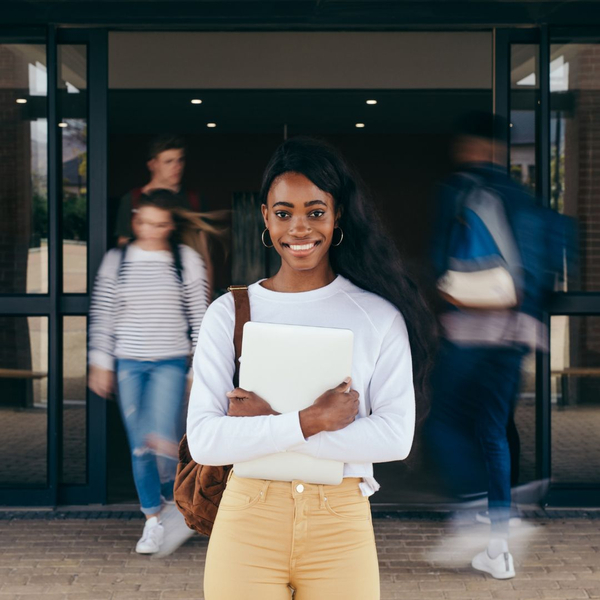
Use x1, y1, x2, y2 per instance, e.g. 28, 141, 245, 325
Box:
226, 388, 280, 417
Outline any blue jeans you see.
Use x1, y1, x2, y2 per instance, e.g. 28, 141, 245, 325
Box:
426, 342, 526, 535
116, 357, 188, 515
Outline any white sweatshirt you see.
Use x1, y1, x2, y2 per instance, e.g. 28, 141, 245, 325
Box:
186, 275, 415, 494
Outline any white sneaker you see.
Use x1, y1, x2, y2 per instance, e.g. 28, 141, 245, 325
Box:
135, 516, 164, 554
155, 503, 195, 558
476, 510, 522, 527
472, 550, 515, 579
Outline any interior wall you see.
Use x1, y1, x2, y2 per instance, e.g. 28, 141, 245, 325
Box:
109, 131, 454, 287
109, 31, 492, 90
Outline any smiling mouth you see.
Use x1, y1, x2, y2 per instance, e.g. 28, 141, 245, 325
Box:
281, 241, 321, 254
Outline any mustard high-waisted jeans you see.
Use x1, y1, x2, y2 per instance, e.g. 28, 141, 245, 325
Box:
204, 473, 380, 599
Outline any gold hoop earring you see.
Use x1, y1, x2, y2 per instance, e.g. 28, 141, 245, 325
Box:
331, 227, 344, 247
261, 228, 274, 248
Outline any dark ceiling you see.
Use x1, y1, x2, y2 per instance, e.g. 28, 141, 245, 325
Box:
107, 89, 493, 135
2, 0, 600, 28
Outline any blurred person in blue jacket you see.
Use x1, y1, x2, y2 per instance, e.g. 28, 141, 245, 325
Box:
427, 111, 575, 579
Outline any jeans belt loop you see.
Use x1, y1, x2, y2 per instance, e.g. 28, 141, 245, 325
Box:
318, 485, 326, 509
260, 479, 271, 502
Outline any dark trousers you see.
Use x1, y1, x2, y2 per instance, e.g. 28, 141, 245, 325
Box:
426, 341, 526, 535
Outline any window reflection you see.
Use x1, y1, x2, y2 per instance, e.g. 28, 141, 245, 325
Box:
551, 316, 600, 484
0, 317, 48, 487
550, 43, 600, 291
0, 44, 48, 294
62, 316, 87, 485
60, 45, 88, 294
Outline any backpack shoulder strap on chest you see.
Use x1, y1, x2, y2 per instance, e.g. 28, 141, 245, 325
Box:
228, 285, 250, 386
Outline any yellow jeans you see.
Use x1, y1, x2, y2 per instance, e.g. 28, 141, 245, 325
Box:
204, 473, 380, 599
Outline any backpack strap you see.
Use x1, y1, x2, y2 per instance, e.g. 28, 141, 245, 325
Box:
117, 241, 129, 281
228, 285, 250, 387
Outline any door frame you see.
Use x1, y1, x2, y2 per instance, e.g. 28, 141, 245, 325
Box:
498, 26, 600, 506
0, 27, 108, 506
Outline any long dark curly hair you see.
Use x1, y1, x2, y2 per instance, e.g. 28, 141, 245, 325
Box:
259, 136, 437, 415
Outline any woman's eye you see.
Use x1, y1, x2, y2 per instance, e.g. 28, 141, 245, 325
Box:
310, 210, 325, 218
275, 211, 290, 219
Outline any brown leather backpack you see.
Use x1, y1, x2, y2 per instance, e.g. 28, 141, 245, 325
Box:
174, 285, 250, 536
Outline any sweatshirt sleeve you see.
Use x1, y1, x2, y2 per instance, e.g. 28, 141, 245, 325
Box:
88, 250, 121, 371
288, 312, 416, 463
186, 295, 307, 466
181, 245, 209, 357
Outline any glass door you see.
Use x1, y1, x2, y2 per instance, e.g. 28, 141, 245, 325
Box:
0, 28, 108, 506
546, 33, 600, 505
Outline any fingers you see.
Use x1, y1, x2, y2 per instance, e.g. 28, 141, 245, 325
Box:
226, 387, 251, 399
89, 379, 106, 398
334, 377, 352, 393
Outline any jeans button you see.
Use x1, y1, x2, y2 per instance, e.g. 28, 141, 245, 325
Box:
296, 484, 304, 493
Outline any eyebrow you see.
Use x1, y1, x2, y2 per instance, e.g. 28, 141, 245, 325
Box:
272, 200, 328, 208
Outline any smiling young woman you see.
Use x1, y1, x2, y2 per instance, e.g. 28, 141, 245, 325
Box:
186, 136, 437, 599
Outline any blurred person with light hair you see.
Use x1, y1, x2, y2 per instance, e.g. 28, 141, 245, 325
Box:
89, 189, 228, 556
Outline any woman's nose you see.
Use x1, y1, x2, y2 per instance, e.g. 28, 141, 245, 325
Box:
289, 216, 311, 234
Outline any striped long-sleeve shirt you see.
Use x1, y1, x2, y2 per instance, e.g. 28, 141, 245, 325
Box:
88, 243, 209, 371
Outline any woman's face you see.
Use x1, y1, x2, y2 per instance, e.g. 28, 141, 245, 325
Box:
262, 172, 338, 273
131, 205, 175, 243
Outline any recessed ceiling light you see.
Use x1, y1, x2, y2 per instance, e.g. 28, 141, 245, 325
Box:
16, 98, 27, 104
191, 99, 202, 105
355, 123, 365, 128
366, 100, 377, 105
207, 123, 217, 128
58, 122, 68, 128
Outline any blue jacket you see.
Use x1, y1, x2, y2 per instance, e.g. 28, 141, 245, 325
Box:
431, 162, 577, 322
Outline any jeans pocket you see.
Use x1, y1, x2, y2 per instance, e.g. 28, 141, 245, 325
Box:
324, 493, 371, 521
218, 488, 262, 512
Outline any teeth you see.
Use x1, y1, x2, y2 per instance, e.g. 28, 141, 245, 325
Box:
289, 243, 314, 251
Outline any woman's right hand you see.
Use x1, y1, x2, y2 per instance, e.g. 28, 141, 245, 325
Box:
299, 378, 359, 439
88, 365, 115, 399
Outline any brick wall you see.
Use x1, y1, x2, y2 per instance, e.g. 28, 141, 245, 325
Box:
562, 45, 600, 400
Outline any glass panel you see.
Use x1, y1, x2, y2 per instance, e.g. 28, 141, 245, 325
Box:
511, 44, 539, 195
513, 350, 537, 484
551, 315, 600, 484
0, 317, 48, 487
550, 43, 600, 291
509, 45, 539, 484
0, 44, 48, 294
60, 45, 88, 293
62, 316, 87, 485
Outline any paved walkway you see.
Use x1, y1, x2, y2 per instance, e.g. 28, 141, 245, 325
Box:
1, 514, 600, 599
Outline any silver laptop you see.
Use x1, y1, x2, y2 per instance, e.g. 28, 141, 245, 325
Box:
233, 321, 354, 485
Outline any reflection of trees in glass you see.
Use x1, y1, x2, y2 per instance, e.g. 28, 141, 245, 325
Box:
63, 194, 87, 241
510, 163, 536, 194
31, 193, 86, 245
31, 170, 48, 247
32, 193, 48, 247
62, 120, 87, 242
29, 120, 88, 247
